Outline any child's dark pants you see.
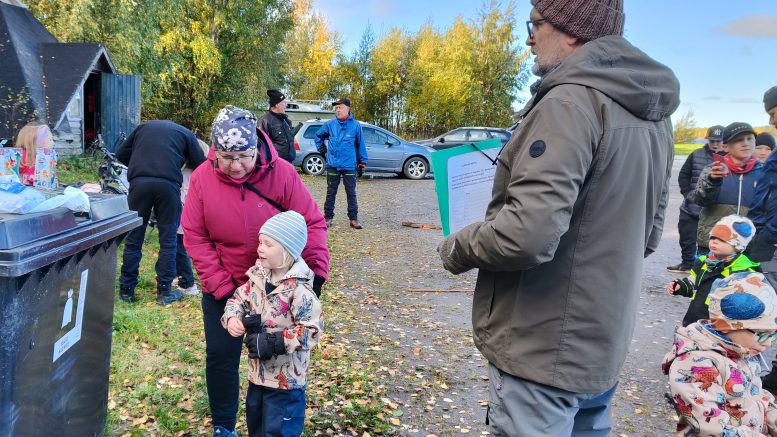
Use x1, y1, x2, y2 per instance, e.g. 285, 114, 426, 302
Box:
246, 383, 306, 437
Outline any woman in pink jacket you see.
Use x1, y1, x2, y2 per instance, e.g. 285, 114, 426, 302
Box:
182, 105, 329, 437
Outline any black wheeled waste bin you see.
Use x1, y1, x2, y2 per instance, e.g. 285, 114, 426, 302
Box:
0, 192, 141, 436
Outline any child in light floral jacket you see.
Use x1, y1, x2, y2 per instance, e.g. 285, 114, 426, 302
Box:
221, 211, 322, 437
662, 271, 777, 436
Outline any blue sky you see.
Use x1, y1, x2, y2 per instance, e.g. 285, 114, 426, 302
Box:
314, 0, 777, 129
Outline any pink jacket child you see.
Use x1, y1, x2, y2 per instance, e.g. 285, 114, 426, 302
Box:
181, 130, 329, 300
662, 272, 777, 436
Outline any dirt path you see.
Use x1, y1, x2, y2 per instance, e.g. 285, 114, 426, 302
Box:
301, 158, 759, 436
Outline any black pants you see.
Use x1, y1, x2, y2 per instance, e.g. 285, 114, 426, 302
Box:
202, 292, 244, 430
324, 170, 358, 220
175, 233, 195, 288
677, 210, 699, 264
119, 179, 180, 291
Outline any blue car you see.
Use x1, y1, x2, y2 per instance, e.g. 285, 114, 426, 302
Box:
291, 120, 433, 179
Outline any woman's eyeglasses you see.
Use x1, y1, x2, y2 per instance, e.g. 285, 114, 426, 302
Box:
216, 152, 255, 164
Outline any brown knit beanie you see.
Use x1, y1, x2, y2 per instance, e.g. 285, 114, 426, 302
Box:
531, 0, 624, 42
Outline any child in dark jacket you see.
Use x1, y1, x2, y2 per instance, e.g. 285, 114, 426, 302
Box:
668, 215, 759, 326
694, 122, 761, 253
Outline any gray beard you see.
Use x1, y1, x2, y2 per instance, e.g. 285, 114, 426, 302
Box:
532, 61, 562, 78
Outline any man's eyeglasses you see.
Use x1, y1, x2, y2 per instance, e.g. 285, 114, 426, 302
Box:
216, 152, 255, 164
526, 19, 547, 39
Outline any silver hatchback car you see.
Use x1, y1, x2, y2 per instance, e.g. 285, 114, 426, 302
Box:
292, 120, 433, 179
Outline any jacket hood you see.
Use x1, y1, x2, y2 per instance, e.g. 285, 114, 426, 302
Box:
246, 257, 315, 295
525, 35, 680, 122
206, 128, 279, 186
662, 323, 752, 374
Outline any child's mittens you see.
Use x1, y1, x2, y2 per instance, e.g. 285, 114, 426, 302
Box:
669, 278, 694, 297
242, 313, 262, 334
245, 332, 286, 360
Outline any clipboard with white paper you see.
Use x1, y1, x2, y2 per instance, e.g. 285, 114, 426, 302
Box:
431, 139, 502, 236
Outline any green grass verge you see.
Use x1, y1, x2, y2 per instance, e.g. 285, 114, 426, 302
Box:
57, 153, 102, 185
675, 143, 703, 157
57, 163, 398, 435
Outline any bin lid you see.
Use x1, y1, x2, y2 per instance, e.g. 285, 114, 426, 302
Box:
0, 192, 131, 250
0, 192, 141, 276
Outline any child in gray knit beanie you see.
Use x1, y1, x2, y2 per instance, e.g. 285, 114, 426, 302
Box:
221, 209, 322, 436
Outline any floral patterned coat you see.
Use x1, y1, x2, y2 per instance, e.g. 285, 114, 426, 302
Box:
662, 322, 777, 436
221, 258, 322, 390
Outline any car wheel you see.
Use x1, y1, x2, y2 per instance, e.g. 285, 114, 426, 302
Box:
302, 154, 325, 176
403, 157, 428, 180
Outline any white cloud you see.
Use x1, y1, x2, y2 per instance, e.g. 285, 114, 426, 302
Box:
720, 15, 777, 38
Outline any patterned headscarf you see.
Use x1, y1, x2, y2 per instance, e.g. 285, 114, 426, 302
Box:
210, 105, 258, 152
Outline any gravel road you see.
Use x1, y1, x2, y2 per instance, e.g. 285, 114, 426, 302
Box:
301, 157, 772, 436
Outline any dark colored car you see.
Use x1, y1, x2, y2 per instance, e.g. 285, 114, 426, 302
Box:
292, 120, 433, 180
415, 127, 512, 150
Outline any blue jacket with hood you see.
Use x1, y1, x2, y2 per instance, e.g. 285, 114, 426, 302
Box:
314, 113, 368, 171
749, 152, 777, 241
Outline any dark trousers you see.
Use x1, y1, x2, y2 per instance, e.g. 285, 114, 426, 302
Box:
202, 292, 244, 430
324, 169, 358, 220
175, 233, 195, 288
119, 180, 180, 291
678, 210, 699, 264
246, 383, 306, 437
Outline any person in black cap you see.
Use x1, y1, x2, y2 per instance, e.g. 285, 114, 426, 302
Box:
668, 125, 726, 272
258, 89, 295, 163
314, 97, 368, 229
755, 132, 776, 163
695, 122, 761, 254
765, 86, 777, 130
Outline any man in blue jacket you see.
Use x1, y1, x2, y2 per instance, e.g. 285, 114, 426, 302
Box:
315, 97, 368, 229
747, 85, 777, 391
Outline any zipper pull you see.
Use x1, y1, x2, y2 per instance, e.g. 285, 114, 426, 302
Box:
241, 183, 245, 201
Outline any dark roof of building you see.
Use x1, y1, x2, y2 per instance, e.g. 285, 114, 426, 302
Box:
40, 42, 115, 128
0, 2, 115, 137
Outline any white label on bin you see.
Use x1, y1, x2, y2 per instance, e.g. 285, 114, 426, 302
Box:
53, 269, 88, 362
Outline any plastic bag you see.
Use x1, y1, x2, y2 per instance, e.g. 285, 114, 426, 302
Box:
0, 182, 46, 213
29, 186, 90, 213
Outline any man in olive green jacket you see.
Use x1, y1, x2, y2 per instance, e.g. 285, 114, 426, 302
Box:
438, 0, 680, 434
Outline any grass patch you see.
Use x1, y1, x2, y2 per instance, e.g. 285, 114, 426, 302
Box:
55, 161, 401, 435
57, 153, 102, 185
675, 143, 703, 157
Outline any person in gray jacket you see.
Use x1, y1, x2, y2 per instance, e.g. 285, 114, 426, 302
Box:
437, 0, 679, 435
